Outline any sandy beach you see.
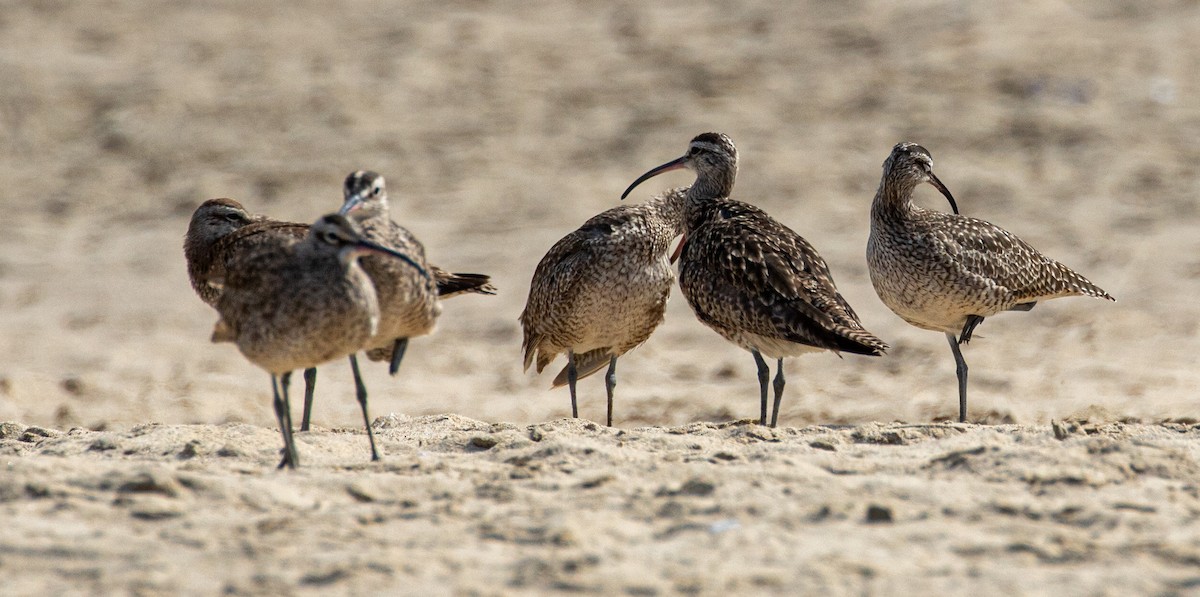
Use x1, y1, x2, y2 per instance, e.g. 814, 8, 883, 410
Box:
2, 0, 1199, 594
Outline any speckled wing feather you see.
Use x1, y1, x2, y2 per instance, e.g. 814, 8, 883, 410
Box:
682, 200, 887, 355
202, 221, 308, 299
930, 212, 1114, 304
520, 223, 601, 372
211, 240, 293, 342
521, 198, 682, 374
549, 348, 612, 388
354, 218, 438, 358
213, 228, 379, 373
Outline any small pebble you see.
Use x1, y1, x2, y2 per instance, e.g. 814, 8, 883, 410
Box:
469, 436, 498, 450
865, 504, 893, 523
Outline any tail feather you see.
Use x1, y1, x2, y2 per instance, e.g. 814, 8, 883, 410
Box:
1073, 276, 1114, 302
435, 270, 496, 298
550, 348, 612, 388
1047, 262, 1115, 302
828, 327, 888, 357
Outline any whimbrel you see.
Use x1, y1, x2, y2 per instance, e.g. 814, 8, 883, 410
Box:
338, 170, 493, 385
188, 189, 493, 435
520, 187, 686, 426
866, 142, 1114, 422
622, 133, 888, 427
185, 199, 327, 430
212, 214, 427, 468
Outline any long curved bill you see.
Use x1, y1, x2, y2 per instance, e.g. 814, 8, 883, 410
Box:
355, 240, 429, 280
669, 234, 686, 264
337, 193, 367, 216
928, 172, 959, 215
621, 155, 688, 200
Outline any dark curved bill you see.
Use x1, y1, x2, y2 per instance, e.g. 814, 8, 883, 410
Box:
928, 172, 959, 215
621, 156, 688, 200
337, 195, 363, 216
669, 234, 686, 264
356, 240, 429, 280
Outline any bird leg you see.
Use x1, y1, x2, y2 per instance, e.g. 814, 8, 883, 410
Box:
958, 315, 985, 345
388, 338, 409, 376
752, 350, 769, 426
300, 367, 317, 432
280, 371, 297, 436
348, 354, 381, 461
567, 351, 579, 418
604, 356, 617, 427
770, 358, 785, 428
945, 333, 969, 423
273, 373, 299, 469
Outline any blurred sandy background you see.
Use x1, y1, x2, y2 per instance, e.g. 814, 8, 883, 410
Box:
1, 1, 1199, 594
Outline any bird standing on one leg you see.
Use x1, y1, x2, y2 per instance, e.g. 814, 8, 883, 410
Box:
622, 133, 887, 427
520, 188, 686, 426
866, 142, 1114, 423
212, 214, 428, 468
332, 171, 440, 460
336, 170, 495, 448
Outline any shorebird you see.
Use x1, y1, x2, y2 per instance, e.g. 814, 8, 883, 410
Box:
520, 187, 687, 426
622, 133, 888, 427
212, 214, 427, 468
187, 189, 493, 436
866, 142, 1115, 422
185, 199, 328, 430
338, 170, 493, 381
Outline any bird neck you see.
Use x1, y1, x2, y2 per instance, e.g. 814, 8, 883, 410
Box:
870, 177, 917, 222
182, 234, 210, 279
687, 169, 735, 202
336, 246, 366, 271
683, 170, 735, 224
653, 187, 689, 235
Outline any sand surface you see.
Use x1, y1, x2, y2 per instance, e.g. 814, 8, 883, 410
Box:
2, 0, 1199, 594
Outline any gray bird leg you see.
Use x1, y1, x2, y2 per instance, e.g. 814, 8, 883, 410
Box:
300, 367, 317, 432
959, 315, 985, 345
752, 350, 770, 426
388, 338, 409, 376
348, 354, 380, 461
567, 351, 579, 418
770, 358, 785, 428
273, 373, 299, 469
946, 333, 969, 423
605, 356, 617, 427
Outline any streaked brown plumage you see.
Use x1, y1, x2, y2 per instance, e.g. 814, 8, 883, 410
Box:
212, 213, 426, 468
340, 171, 495, 301
184, 199, 329, 432
867, 142, 1114, 422
338, 170, 494, 381
622, 132, 887, 428
184, 198, 305, 307
520, 187, 686, 426
187, 183, 493, 437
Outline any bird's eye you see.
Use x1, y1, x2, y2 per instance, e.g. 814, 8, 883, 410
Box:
321, 231, 340, 244
371, 186, 381, 196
